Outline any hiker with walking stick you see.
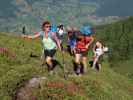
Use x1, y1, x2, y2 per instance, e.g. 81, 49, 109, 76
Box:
22, 21, 61, 74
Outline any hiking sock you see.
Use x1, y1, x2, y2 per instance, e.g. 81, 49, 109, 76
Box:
80, 62, 84, 74
95, 62, 99, 71
95, 62, 101, 71
52, 59, 58, 69
97, 63, 101, 71
46, 63, 53, 72
76, 63, 81, 75
61, 43, 64, 51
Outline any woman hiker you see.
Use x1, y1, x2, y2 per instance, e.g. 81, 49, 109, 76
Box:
22, 21, 61, 73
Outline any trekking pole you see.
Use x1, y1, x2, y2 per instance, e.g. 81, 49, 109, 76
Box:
61, 50, 68, 80
40, 48, 45, 66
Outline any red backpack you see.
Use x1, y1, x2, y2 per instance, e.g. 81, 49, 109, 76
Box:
76, 36, 92, 52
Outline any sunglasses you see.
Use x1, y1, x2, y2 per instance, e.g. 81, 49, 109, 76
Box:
45, 25, 51, 28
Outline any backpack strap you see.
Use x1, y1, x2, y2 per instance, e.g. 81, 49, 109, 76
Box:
39, 31, 52, 40
39, 31, 61, 50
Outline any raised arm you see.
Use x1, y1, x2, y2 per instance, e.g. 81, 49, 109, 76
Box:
89, 36, 94, 45
22, 32, 40, 39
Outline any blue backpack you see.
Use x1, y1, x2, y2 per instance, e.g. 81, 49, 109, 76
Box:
50, 24, 57, 33
80, 25, 94, 36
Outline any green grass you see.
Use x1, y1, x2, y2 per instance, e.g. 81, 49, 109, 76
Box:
0, 32, 133, 100
112, 59, 133, 79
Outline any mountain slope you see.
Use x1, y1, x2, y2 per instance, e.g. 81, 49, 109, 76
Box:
0, 31, 133, 99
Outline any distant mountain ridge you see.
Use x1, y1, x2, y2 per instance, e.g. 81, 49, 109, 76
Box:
1, 0, 132, 18
0, 0, 130, 33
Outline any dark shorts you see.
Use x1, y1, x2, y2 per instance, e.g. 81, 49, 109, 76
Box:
44, 49, 56, 58
58, 35, 63, 40
75, 49, 88, 57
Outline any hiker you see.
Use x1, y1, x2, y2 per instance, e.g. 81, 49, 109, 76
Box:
74, 25, 94, 75
57, 24, 65, 50
66, 27, 77, 56
92, 41, 108, 71
22, 21, 61, 73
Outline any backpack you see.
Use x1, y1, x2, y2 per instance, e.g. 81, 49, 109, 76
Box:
51, 24, 57, 33
80, 25, 95, 36
75, 25, 94, 50
76, 36, 92, 52
57, 24, 64, 36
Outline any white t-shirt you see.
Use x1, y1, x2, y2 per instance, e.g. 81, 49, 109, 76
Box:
58, 29, 64, 36
95, 48, 103, 56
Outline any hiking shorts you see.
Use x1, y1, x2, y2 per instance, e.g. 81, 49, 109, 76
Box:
58, 35, 63, 40
44, 49, 56, 58
75, 49, 88, 57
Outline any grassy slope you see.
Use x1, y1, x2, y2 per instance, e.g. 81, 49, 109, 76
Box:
112, 59, 133, 79
0, 32, 133, 100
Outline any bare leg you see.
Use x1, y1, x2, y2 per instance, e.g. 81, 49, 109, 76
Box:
97, 56, 102, 71
92, 56, 101, 70
75, 54, 81, 64
98, 64, 101, 71
92, 56, 99, 69
82, 57, 88, 73
46, 56, 53, 72
75, 54, 81, 75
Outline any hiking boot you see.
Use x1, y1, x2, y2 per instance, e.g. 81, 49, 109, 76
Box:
75, 64, 82, 75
